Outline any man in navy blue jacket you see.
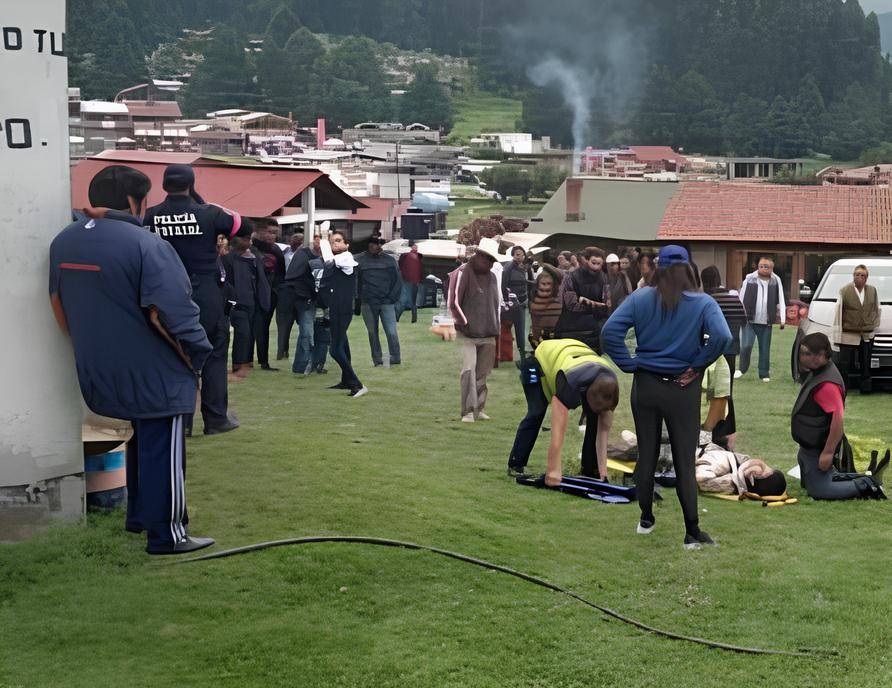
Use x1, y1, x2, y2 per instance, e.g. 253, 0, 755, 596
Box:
50, 165, 215, 555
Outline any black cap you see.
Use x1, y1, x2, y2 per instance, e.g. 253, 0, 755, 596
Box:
367, 236, 385, 246
163, 164, 195, 193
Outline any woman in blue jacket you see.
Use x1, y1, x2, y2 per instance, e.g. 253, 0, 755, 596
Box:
601, 245, 732, 550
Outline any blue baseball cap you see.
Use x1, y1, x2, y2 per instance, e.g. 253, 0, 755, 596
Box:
656, 244, 689, 267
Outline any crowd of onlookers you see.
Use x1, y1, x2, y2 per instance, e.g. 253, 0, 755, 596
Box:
216, 223, 427, 396
50, 161, 887, 555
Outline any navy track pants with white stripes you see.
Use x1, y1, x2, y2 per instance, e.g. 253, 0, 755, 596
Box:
125, 415, 188, 549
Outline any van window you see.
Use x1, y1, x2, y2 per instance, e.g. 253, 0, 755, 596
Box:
815, 266, 892, 304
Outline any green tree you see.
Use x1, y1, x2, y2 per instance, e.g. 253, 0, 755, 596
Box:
265, 4, 302, 48
480, 165, 533, 200
182, 27, 258, 116
794, 74, 829, 151
400, 63, 453, 130
311, 37, 391, 128
521, 85, 573, 148
146, 42, 188, 80
529, 166, 566, 198
283, 28, 327, 123
766, 95, 811, 158
672, 70, 726, 153
858, 141, 892, 165
632, 65, 679, 147
722, 95, 770, 156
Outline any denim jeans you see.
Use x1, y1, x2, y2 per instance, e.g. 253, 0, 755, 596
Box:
290, 300, 316, 374
361, 303, 401, 365
739, 323, 773, 378
397, 282, 420, 322
313, 318, 331, 370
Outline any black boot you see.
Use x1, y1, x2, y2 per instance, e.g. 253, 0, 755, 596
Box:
872, 449, 890, 486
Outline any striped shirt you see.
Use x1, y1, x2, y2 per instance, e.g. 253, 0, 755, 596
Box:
706, 287, 748, 352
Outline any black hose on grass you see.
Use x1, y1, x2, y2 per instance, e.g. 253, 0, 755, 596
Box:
178, 535, 835, 659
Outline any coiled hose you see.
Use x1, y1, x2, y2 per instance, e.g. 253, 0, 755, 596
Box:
178, 535, 835, 659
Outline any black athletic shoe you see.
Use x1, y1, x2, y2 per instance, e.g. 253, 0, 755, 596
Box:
260, 364, 279, 371
146, 535, 215, 556
328, 382, 351, 389
125, 522, 144, 534
636, 518, 655, 535
683, 531, 717, 550
203, 419, 239, 436
873, 449, 890, 485
507, 465, 527, 478
315, 367, 328, 374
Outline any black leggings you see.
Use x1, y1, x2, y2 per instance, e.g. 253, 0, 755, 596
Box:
631, 369, 702, 534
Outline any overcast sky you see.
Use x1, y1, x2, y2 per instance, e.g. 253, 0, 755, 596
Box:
860, 0, 892, 15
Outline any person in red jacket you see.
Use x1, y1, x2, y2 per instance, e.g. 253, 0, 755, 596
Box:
397, 240, 424, 323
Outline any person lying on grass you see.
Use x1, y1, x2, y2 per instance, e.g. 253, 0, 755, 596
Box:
507, 338, 619, 484
692, 431, 786, 497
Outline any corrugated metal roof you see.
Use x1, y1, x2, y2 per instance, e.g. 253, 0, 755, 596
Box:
71, 155, 367, 216
80, 101, 129, 114
123, 100, 182, 118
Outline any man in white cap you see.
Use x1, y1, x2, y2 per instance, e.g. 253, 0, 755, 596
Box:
447, 238, 502, 422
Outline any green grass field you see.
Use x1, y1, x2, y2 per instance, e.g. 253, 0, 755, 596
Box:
2, 322, 891, 687
446, 92, 523, 145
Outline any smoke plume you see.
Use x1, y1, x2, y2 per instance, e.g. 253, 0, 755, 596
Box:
528, 56, 591, 171
505, 0, 653, 171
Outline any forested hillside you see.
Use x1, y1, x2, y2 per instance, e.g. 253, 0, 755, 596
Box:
67, 0, 892, 159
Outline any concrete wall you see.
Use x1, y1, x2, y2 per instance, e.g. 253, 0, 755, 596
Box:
0, 1, 85, 538
690, 245, 728, 286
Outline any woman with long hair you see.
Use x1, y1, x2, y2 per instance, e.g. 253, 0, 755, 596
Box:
601, 245, 732, 550
636, 252, 655, 289
528, 264, 563, 349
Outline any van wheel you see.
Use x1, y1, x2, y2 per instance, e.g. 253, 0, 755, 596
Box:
790, 330, 802, 381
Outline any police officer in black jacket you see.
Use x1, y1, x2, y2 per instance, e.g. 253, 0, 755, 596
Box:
143, 164, 246, 435
251, 218, 286, 371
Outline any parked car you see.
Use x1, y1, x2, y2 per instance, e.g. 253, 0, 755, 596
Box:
791, 257, 892, 383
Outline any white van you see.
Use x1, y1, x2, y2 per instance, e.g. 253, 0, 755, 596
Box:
792, 258, 892, 382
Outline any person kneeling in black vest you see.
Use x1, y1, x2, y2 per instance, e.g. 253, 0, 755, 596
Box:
793, 333, 887, 500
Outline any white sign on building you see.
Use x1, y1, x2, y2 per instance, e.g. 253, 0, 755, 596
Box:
1, 1, 85, 538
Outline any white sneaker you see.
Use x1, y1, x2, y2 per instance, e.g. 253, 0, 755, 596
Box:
761, 377, 770, 383
636, 519, 655, 535
461, 413, 475, 423
475, 411, 491, 420
733, 370, 743, 379
349, 386, 369, 398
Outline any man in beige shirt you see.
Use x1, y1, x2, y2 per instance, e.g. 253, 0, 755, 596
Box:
833, 264, 881, 394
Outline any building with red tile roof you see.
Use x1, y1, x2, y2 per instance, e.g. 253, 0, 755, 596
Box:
536, 177, 892, 297
628, 146, 690, 172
